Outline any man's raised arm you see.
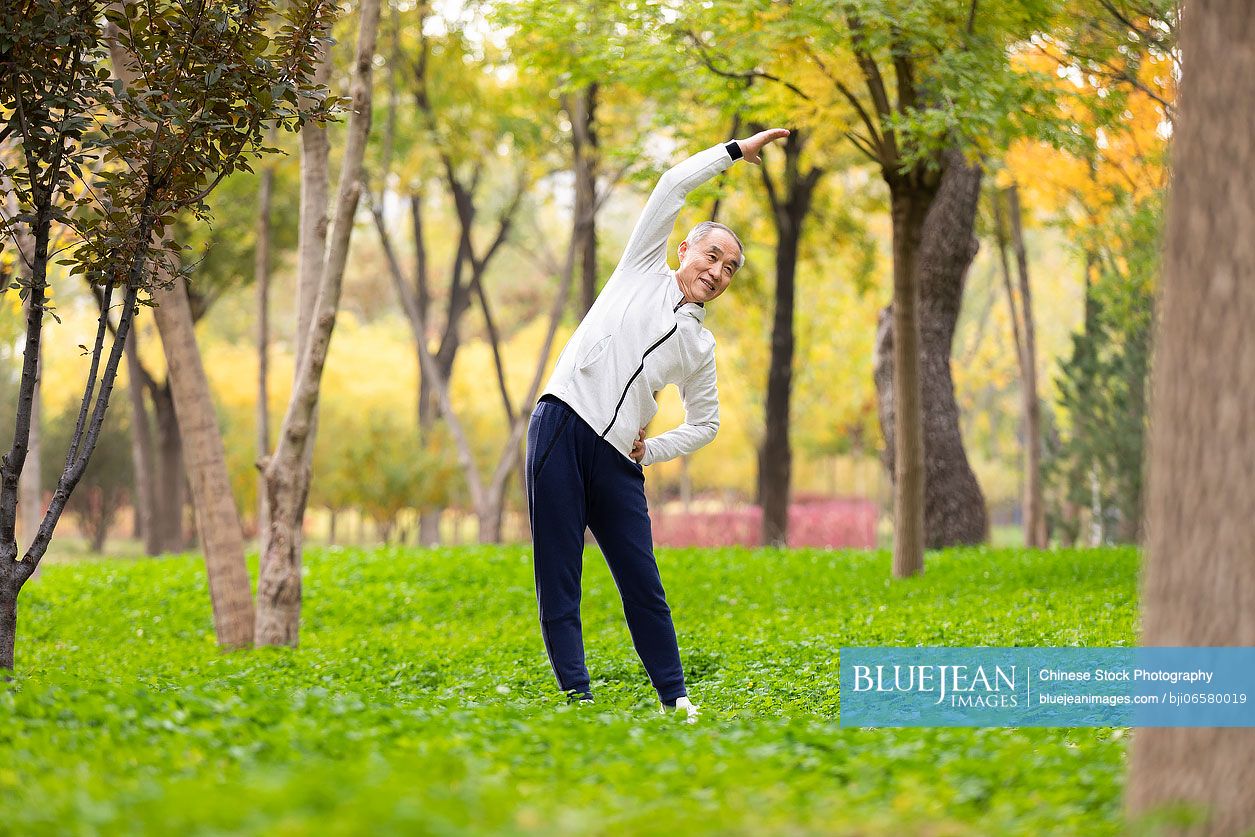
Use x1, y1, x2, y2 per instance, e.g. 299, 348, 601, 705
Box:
615, 141, 742, 276
614, 129, 790, 277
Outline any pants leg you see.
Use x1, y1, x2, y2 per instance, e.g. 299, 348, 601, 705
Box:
586, 444, 688, 703
526, 400, 590, 694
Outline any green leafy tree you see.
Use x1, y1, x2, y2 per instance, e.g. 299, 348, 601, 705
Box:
1046, 194, 1156, 545
0, 0, 336, 668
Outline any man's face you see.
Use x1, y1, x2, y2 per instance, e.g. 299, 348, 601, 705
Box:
676, 230, 740, 304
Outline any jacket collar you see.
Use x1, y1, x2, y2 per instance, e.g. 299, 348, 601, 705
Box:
668, 269, 707, 323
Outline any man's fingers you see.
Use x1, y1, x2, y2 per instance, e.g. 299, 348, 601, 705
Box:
739, 128, 790, 165
750, 128, 790, 147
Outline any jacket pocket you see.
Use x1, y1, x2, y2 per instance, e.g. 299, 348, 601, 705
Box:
577, 334, 612, 371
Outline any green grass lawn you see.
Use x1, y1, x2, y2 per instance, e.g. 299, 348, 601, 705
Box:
1, 544, 1139, 835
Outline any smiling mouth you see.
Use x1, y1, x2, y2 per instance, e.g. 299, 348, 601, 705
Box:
701, 278, 716, 293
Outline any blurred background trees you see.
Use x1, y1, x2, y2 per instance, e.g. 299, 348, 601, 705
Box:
2, 0, 1177, 560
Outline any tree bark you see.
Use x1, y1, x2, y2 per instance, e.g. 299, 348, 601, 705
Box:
412, 194, 441, 547
1005, 184, 1046, 547
17, 301, 42, 555
875, 150, 988, 556
1126, 2, 1255, 832
124, 328, 159, 555
296, 45, 330, 368
884, 186, 929, 576
256, 150, 274, 545
257, 0, 382, 646
289, 43, 331, 558
566, 83, 599, 318
0, 577, 15, 672
757, 216, 798, 547
150, 381, 186, 552
151, 274, 255, 646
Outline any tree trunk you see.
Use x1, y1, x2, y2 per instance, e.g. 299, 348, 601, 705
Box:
755, 129, 821, 547
151, 275, 255, 647
290, 44, 331, 558
417, 350, 441, 546
257, 0, 381, 646
0, 577, 16, 672
411, 191, 442, 548
912, 151, 987, 550
875, 151, 987, 558
9, 220, 41, 561
125, 328, 160, 555
419, 512, 441, 546
1127, 2, 1255, 832
1005, 184, 1045, 548
479, 490, 504, 545
150, 383, 186, 552
89, 501, 109, 554
17, 305, 41, 554
567, 83, 599, 317
882, 186, 930, 576
679, 455, 692, 512
758, 214, 799, 547
256, 148, 274, 548
296, 46, 330, 368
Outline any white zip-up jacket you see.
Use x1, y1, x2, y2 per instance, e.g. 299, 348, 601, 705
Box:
539, 140, 743, 467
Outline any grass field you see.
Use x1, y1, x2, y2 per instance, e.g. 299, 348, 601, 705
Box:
0, 544, 1139, 835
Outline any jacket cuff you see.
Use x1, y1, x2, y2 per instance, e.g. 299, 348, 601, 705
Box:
639, 439, 655, 467
723, 140, 743, 161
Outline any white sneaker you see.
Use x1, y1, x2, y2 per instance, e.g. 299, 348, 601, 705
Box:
660, 695, 699, 724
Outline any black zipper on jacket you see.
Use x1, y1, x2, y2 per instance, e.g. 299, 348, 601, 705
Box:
600, 298, 687, 439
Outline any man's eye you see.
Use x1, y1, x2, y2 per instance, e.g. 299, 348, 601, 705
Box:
708, 253, 716, 261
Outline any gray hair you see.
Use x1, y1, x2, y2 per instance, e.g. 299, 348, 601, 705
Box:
684, 221, 745, 269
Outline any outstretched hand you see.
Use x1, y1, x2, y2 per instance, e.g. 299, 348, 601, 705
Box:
736, 128, 790, 165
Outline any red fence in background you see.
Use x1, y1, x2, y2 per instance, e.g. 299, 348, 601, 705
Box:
649, 498, 879, 549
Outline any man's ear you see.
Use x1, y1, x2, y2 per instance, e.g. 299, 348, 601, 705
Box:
677, 239, 688, 261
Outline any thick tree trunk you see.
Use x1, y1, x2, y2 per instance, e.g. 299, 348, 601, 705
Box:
125, 329, 159, 555
257, 461, 309, 645
875, 151, 987, 555
1005, 184, 1046, 548
1126, 2, 1255, 832
885, 186, 928, 576
151, 275, 254, 647
258, 0, 381, 646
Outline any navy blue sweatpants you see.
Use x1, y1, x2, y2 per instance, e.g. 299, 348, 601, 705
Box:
524, 394, 687, 703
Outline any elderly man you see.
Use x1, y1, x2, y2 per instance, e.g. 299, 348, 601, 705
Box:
525, 128, 790, 720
